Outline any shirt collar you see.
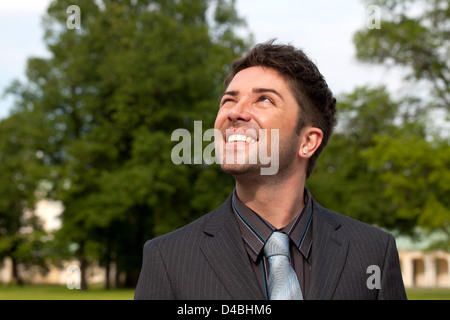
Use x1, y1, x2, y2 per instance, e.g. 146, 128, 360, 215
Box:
231, 188, 313, 263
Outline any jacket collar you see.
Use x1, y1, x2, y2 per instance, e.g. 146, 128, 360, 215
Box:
307, 199, 349, 300
201, 193, 350, 300
201, 194, 265, 300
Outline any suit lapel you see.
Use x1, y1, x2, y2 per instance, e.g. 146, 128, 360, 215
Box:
199, 195, 350, 300
307, 200, 349, 300
200, 196, 264, 300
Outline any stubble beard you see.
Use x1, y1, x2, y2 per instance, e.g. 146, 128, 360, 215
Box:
219, 131, 300, 183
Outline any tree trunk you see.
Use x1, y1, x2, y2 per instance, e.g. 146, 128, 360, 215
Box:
11, 257, 24, 286
77, 241, 88, 291
79, 256, 88, 291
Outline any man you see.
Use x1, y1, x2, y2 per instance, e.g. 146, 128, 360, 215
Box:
134, 41, 407, 300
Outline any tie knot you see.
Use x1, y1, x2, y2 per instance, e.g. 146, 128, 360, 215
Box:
264, 231, 290, 258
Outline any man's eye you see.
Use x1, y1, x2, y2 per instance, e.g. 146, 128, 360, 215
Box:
258, 96, 274, 104
220, 98, 234, 107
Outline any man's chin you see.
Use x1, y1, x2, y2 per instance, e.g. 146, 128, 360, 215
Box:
219, 163, 260, 176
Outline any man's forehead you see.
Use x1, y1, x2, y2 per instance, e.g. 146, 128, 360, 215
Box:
225, 66, 288, 92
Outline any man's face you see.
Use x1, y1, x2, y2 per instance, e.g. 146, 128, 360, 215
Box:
214, 66, 302, 177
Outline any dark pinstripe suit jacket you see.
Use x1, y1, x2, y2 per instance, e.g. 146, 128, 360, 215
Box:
134, 194, 407, 300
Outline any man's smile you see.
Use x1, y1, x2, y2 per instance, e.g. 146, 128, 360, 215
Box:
225, 128, 258, 145
227, 134, 257, 144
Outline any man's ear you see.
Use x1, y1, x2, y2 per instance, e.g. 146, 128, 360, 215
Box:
298, 126, 323, 158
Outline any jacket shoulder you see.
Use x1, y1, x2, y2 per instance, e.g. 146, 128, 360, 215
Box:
145, 211, 212, 251
312, 199, 407, 300
314, 200, 392, 243
144, 194, 233, 250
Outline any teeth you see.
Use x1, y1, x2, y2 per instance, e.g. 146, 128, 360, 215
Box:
227, 134, 256, 144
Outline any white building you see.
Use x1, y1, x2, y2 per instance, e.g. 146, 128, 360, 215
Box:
399, 250, 450, 288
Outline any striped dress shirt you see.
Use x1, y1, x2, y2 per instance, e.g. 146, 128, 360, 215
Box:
231, 188, 313, 299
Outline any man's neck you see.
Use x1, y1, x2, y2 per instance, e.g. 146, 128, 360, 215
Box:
234, 174, 306, 229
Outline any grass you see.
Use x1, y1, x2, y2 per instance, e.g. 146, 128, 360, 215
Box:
406, 288, 450, 300
0, 284, 449, 300
0, 284, 135, 300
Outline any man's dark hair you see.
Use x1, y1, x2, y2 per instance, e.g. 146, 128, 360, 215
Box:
224, 40, 337, 178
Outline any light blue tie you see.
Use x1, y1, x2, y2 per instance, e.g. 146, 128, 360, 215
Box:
264, 231, 303, 300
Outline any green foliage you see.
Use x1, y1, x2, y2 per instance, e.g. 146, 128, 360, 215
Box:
362, 133, 450, 246
308, 86, 420, 232
4, 0, 448, 289
353, 0, 450, 248
4, 0, 249, 287
354, 0, 450, 109
0, 112, 51, 283
310, 0, 450, 250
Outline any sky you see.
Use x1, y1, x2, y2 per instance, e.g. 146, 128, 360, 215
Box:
0, 0, 402, 120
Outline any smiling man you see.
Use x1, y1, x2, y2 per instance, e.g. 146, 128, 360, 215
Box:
135, 41, 407, 300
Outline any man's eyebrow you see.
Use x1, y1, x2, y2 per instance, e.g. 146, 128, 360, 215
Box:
252, 88, 284, 100
222, 90, 239, 98
222, 88, 284, 100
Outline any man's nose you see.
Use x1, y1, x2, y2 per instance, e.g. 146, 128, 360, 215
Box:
227, 99, 252, 123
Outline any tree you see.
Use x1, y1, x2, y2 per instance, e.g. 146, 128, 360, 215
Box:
354, 0, 450, 111
6, 0, 249, 288
311, 0, 450, 249
362, 131, 450, 249
307, 86, 426, 232
0, 112, 51, 284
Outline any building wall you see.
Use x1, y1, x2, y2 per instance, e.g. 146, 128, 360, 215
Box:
2, 250, 449, 288
399, 250, 450, 288
0, 257, 106, 286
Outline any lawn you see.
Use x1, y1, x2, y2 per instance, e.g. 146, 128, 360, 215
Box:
0, 284, 135, 300
406, 288, 450, 300
0, 284, 449, 300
